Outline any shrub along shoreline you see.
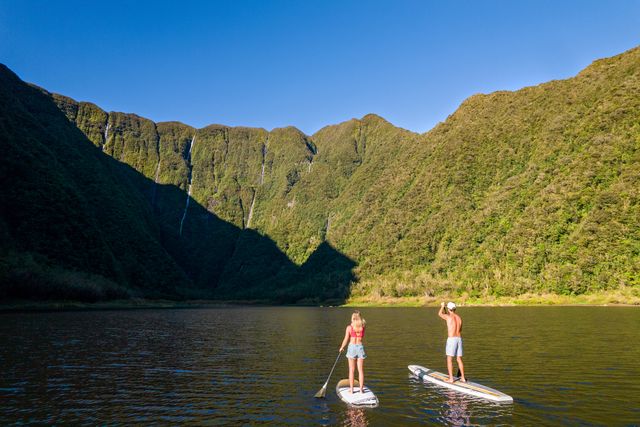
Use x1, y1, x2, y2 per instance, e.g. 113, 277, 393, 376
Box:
344, 287, 640, 307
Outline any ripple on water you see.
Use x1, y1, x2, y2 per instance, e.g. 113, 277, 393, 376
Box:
1, 307, 639, 425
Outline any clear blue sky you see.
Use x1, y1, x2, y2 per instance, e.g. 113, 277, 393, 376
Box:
1, 1, 638, 134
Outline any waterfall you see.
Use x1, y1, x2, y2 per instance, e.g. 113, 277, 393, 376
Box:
260, 143, 267, 185
151, 125, 161, 205
246, 189, 257, 229
179, 135, 196, 236
246, 138, 268, 229
153, 161, 161, 183
151, 159, 161, 205
102, 120, 110, 152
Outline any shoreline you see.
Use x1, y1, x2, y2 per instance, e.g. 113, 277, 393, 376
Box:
1, 290, 639, 312
343, 289, 640, 307
0, 299, 270, 313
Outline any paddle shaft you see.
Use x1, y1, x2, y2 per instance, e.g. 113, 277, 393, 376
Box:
323, 350, 342, 388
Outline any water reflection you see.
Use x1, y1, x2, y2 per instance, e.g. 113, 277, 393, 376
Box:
341, 407, 368, 427
0, 307, 638, 425
315, 401, 333, 426
409, 374, 515, 426
442, 390, 471, 426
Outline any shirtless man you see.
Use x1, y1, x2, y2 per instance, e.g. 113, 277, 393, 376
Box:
438, 301, 466, 383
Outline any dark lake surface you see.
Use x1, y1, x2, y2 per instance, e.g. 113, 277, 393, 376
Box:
1, 306, 639, 425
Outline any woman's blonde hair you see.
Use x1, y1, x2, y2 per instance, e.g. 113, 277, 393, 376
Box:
351, 310, 366, 329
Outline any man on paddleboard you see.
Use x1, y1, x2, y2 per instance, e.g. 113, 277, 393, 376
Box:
438, 301, 467, 383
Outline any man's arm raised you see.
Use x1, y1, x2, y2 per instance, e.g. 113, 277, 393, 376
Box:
438, 301, 448, 320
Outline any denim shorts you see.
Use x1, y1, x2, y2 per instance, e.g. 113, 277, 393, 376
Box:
346, 343, 367, 359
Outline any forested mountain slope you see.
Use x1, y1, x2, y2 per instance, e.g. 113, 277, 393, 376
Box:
0, 65, 189, 300
335, 48, 640, 298
2, 46, 638, 303
0, 65, 354, 303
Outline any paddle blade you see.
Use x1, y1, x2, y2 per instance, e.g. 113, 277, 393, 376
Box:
314, 385, 327, 398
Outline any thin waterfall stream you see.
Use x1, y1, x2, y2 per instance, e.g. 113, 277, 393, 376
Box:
246, 140, 268, 229
102, 120, 110, 152
179, 135, 196, 236
260, 142, 267, 185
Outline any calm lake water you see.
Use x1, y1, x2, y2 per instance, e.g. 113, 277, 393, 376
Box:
1, 307, 638, 425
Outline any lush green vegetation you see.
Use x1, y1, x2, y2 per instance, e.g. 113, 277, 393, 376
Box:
2, 46, 639, 305
335, 49, 640, 299
1, 65, 353, 304
0, 68, 190, 301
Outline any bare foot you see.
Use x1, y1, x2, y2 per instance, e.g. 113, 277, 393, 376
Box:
349, 388, 353, 394
460, 378, 467, 383
444, 378, 455, 383
360, 388, 364, 393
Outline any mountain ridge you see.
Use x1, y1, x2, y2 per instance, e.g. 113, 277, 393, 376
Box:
25, 45, 640, 139
1, 45, 639, 303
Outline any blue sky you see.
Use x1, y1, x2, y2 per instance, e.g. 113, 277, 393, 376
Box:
1, 0, 638, 134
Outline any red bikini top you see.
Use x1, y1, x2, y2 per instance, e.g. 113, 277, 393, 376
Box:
349, 325, 365, 338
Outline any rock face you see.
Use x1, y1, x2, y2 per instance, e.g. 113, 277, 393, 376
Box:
2, 46, 639, 302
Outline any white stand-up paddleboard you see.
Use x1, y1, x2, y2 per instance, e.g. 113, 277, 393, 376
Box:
408, 365, 513, 403
336, 379, 379, 407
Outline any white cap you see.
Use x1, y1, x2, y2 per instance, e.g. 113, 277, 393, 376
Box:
446, 302, 456, 310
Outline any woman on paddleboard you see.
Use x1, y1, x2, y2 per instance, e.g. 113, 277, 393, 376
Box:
339, 310, 367, 394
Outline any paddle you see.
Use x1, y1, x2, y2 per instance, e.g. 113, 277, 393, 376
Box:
314, 349, 343, 398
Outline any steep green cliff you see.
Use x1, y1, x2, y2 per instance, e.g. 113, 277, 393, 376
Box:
0, 67, 189, 301
2, 46, 639, 303
337, 49, 640, 298
1, 67, 354, 303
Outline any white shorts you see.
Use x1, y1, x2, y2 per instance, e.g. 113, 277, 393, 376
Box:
446, 337, 463, 357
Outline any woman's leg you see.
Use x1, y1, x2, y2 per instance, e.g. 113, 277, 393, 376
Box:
357, 357, 364, 392
348, 357, 356, 393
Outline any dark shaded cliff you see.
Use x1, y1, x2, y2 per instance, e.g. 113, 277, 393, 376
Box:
2, 46, 639, 303
0, 65, 355, 303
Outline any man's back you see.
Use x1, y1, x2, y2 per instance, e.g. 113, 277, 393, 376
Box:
446, 312, 462, 337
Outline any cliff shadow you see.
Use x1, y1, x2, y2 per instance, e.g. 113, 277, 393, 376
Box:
0, 64, 355, 304
112, 155, 357, 304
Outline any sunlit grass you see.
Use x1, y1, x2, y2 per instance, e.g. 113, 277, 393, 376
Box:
344, 286, 640, 307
